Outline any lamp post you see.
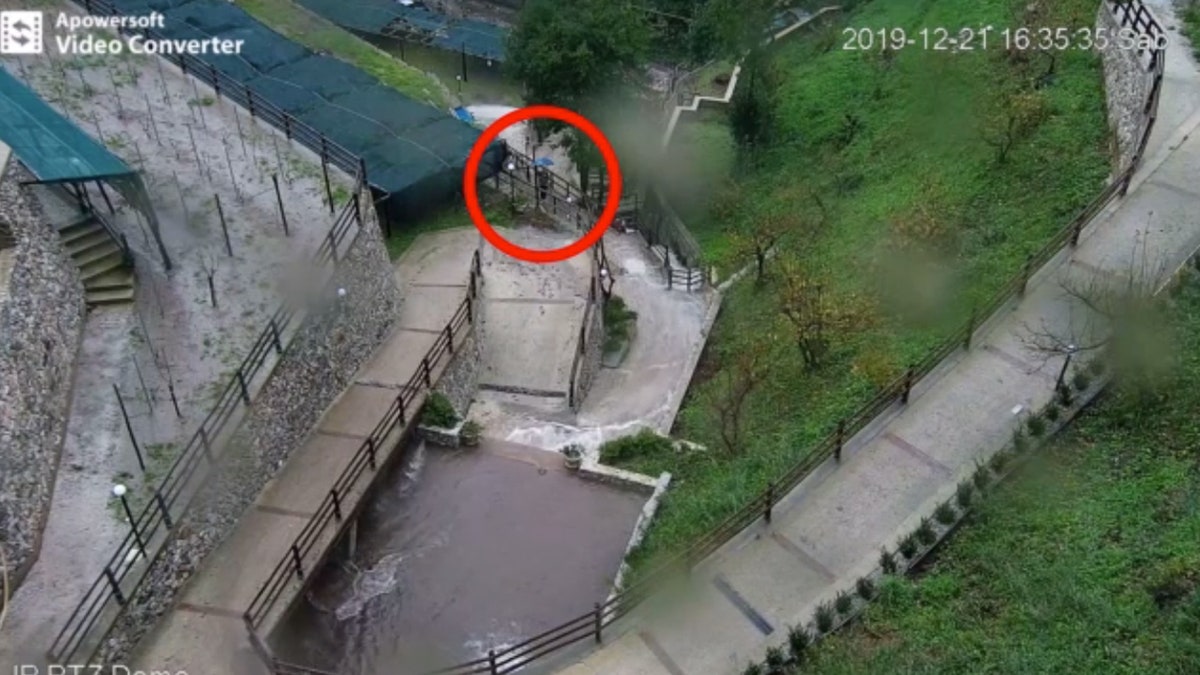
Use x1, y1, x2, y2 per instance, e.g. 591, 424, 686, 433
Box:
113, 484, 146, 559
1055, 344, 1077, 393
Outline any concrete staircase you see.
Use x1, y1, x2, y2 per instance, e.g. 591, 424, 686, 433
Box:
58, 214, 135, 306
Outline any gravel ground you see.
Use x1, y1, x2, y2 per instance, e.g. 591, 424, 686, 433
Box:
0, 0, 355, 663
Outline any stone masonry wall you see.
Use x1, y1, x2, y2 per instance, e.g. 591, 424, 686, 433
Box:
434, 329, 481, 418
574, 267, 605, 407
1097, 3, 1151, 171
0, 163, 86, 596
98, 207, 401, 662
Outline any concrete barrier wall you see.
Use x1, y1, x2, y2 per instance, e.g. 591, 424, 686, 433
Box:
0, 161, 86, 598
97, 206, 401, 662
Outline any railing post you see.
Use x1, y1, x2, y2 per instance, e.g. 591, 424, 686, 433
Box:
269, 318, 283, 354
835, 419, 846, 462
488, 650, 498, 675
210, 64, 220, 97
964, 308, 976, 350
901, 367, 914, 404
397, 393, 406, 425
593, 602, 603, 643
764, 483, 774, 523
290, 544, 304, 580
327, 229, 338, 263
1070, 218, 1083, 247
1018, 255, 1033, 297
422, 357, 432, 388
155, 489, 173, 529
445, 324, 454, 354
466, 294, 473, 324
366, 437, 377, 470
104, 566, 126, 606
199, 427, 213, 462
331, 489, 342, 520
283, 114, 292, 139
245, 85, 255, 118
236, 369, 251, 404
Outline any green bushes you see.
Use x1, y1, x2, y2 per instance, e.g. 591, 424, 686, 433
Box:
599, 429, 674, 465
603, 294, 638, 353
422, 392, 459, 428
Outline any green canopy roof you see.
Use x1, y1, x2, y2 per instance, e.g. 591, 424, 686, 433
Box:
0, 69, 134, 184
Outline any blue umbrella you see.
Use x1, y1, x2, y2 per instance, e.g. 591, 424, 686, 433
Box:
533, 157, 554, 167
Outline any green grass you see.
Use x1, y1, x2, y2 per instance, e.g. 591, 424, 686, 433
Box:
1184, 1, 1200, 60
384, 189, 516, 260
802, 276, 1200, 674
619, 0, 1111, 579
234, 0, 450, 109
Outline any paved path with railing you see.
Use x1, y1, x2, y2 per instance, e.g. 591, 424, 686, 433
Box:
127, 231, 480, 675
547, 15, 1200, 675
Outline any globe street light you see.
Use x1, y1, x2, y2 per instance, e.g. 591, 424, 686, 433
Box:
113, 484, 146, 559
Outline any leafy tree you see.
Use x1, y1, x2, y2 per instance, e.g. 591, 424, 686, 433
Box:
705, 333, 774, 455
689, 0, 776, 60
506, 0, 651, 111
728, 49, 777, 153
776, 257, 870, 369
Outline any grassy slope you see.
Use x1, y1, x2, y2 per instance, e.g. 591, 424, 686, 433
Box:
234, 0, 450, 109
1186, 1, 1200, 60
384, 192, 515, 260
620, 0, 1111, 574
805, 279, 1200, 674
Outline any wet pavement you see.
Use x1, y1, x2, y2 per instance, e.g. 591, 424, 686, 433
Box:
270, 437, 647, 674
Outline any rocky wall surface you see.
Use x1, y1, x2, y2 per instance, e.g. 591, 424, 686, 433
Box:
434, 329, 481, 418
0, 162, 86, 595
574, 278, 605, 408
97, 212, 401, 662
1097, 4, 1151, 170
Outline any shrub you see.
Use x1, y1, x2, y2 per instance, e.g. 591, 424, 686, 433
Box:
1043, 401, 1060, 422
1012, 428, 1029, 453
742, 663, 763, 675
989, 450, 1009, 473
815, 603, 835, 632
835, 590, 854, 614
935, 501, 957, 525
422, 392, 459, 428
973, 463, 991, 490
898, 534, 918, 559
1026, 414, 1046, 437
916, 518, 936, 545
603, 294, 638, 352
460, 419, 482, 446
765, 646, 786, 672
1057, 385, 1074, 407
956, 481, 974, 508
1072, 370, 1092, 391
599, 429, 674, 464
1088, 358, 1105, 376
787, 625, 811, 661
880, 548, 897, 574
856, 576, 876, 600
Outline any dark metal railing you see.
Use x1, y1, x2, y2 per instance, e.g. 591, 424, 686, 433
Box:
47, 173, 367, 665
244, 250, 482, 631
417, 3, 1166, 674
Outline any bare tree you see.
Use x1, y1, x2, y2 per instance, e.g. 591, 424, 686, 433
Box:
705, 335, 773, 455
198, 249, 220, 309
982, 88, 1049, 164
1022, 238, 1176, 403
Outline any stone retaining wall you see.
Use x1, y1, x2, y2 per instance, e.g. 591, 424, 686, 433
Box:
1097, 3, 1151, 170
98, 211, 401, 662
434, 330, 481, 418
0, 162, 86, 598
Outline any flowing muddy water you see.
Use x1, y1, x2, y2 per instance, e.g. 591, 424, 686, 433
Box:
270, 438, 647, 673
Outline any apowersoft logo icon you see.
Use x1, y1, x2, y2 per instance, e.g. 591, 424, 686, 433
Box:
0, 11, 43, 54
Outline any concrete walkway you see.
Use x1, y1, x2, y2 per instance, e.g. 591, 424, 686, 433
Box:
128, 231, 478, 674
549, 15, 1200, 675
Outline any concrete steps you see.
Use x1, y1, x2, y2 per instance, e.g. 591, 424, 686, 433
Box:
56, 214, 135, 307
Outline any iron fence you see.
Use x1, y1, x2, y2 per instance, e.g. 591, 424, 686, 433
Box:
244, 250, 482, 631
417, 3, 1165, 674
47, 175, 366, 665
